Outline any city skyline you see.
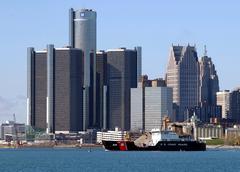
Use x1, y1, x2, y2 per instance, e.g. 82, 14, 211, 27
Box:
1, 1, 240, 123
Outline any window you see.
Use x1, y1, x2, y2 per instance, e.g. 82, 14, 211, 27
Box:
80, 12, 85, 17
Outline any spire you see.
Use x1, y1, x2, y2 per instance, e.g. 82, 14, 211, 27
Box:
204, 45, 208, 57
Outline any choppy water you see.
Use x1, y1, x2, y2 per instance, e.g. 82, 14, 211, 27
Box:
0, 148, 239, 172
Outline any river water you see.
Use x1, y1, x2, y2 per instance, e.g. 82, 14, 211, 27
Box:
0, 148, 239, 172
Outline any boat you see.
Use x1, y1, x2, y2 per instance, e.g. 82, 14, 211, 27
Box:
102, 129, 206, 151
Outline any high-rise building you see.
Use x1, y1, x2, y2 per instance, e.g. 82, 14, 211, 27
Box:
216, 90, 230, 119
131, 78, 173, 132
193, 47, 220, 123
131, 87, 144, 131
199, 47, 219, 106
106, 48, 138, 130
69, 8, 97, 129
134, 46, 142, 82
230, 88, 240, 123
189, 104, 222, 123
145, 87, 173, 131
27, 45, 84, 133
27, 47, 47, 130
96, 50, 108, 129
166, 45, 200, 121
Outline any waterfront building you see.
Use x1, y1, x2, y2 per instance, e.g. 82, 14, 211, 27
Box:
195, 125, 223, 140
131, 77, 173, 132
216, 90, 230, 119
69, 8, 97, 129
0, 121, 26, 141
230, 88, 240, 123
106, 48, 138, 131
225, 126, 240, 140
27, 45, 84, 133
166, 45, 200, 121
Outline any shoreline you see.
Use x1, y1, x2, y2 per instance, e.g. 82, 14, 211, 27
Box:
207, 145, 240, 149
1, 143, 240, 150
0, 143, 103, 149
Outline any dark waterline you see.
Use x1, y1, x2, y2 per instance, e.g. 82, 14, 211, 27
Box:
0, 148, 239, 172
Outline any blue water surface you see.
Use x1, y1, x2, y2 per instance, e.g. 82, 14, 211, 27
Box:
0, 148, 239, 172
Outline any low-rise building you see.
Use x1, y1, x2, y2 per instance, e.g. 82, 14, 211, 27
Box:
168, 119, 223, 140
225, 126, 240, 139
1, 121, 26, 141
195, 125, 223, 140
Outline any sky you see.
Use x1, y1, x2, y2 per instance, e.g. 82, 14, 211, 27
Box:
0, 0, 240, 123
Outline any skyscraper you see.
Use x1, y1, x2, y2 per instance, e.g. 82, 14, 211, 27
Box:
230, 88, 240, 123
27, 45, 84, 132
166, 45, 200, 121
96, 50, 108, 129
134, 46, 142, 82
199, 47, 219, 106
190, 47, 221, 123
27, 47, 47, 129
106, 48, 138, 130
69, 8, 97, 129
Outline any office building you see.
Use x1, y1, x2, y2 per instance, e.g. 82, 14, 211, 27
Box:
131, 87, 144, 131
96, 51, 108, 129
27, 47, 47, 129
189, 104, 222, 123
166, 45, 200, 121
131, 77, 173, 132
145, 87, 173, 131
69, 8, 97, 129
216, 90, 230, 119
199, 47, 219, 106
106, 48, 138, 130
197, 49, 220, 123
230, 88, 240, 123
27, 45, 84, 133
134, 46, 142, 82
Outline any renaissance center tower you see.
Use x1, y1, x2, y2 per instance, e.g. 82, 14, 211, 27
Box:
69, 8, 97, 129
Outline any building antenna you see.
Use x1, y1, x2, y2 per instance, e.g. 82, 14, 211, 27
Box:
204, 45, 207, 57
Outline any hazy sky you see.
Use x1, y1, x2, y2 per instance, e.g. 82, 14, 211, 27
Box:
0, 0, 240, 123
